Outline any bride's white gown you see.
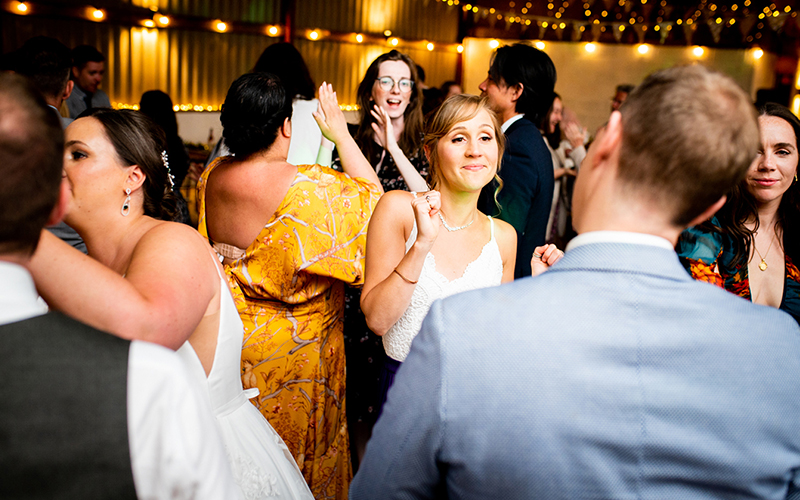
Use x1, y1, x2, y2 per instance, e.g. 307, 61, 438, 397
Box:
177, 271, 313, 500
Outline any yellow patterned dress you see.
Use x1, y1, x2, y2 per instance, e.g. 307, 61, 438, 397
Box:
197, 159, 381, 499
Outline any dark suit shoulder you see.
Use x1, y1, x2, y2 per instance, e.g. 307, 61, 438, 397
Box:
1, 312, 131, 352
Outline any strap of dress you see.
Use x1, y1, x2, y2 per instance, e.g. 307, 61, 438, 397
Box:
489, 215, 495, 240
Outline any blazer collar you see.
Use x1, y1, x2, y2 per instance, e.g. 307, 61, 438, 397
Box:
548, 241, 692, 283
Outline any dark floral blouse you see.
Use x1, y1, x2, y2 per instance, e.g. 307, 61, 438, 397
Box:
677, 217, 800, 324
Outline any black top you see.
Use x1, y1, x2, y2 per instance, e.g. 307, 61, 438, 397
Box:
479, 117, 554, 278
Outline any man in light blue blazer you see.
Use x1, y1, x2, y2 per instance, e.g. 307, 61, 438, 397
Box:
350, 65, 800, 499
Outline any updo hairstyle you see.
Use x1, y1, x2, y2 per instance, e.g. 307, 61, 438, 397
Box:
85, 108, 179, 221
423, 94, 505, 190
220, 72, 294, 158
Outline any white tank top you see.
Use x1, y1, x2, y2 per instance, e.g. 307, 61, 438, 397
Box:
382, 216, 504, 361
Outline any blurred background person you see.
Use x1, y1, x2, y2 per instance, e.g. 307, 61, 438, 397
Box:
65, 44, 110, 118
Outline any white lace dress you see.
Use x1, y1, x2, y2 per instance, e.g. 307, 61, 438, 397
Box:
383, 216, 504, 362
177, 271, 313, 500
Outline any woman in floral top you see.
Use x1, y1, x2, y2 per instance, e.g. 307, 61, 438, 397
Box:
677, 103, 800, 323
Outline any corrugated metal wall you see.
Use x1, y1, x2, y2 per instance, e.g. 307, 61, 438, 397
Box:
2, 0, 460, 107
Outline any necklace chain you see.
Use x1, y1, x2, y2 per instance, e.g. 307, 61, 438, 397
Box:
753, 230, 776, 272
438, 211, 474, 232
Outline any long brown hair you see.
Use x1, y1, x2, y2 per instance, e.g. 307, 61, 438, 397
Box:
355, 50, 424, 161
702, 102, 800, 268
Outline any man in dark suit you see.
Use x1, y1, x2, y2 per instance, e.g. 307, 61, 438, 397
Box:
0, 73, 241, 499
352, 65, 800, 500
478, 43, 555, 278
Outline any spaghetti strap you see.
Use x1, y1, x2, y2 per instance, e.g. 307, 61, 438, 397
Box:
488, 215, 495, 240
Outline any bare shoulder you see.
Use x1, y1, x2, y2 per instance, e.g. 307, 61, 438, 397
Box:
134, 221, 214, 268
370, 190, 417, 237
492, 218, 518, 252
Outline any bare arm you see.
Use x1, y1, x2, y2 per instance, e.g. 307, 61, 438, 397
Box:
361, 190, 442, 335
313, 82, 383, 192
28, 225, 217, 350
371, 105, 429, 192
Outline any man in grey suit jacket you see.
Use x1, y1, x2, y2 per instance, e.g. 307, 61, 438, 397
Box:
351, 65, 800, 499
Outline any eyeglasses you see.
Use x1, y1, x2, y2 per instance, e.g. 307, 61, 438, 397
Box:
375, 76, 414, 92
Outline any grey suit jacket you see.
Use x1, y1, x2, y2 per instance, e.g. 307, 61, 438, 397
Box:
351, 241, 800, 499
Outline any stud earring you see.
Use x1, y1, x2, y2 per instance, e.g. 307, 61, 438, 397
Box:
121, 188, 131, 216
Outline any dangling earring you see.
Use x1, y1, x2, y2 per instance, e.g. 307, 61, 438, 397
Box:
121, 188, 131, 216
795, 173, 798, 182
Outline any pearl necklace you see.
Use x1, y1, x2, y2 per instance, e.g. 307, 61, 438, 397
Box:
438, 211, 474, 232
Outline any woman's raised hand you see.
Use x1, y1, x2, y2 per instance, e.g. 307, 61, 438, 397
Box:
530, 243, 564, 276
313, 82, 349, 145
563, 121, 587, 150
412, 190, 442, 249
370, 105, 398, 151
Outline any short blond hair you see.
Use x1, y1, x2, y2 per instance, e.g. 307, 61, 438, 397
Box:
618, 65, 759, 226
423, 94, 505, 190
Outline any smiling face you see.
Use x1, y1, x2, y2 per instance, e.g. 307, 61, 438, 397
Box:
62, 117, 130, 225
371, 60, 413, 120
433, 108, 500, 193
746, 114, 799, 210
548, 97, 563, 134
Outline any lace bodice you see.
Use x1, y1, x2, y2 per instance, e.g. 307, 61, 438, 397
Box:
383, 216, 503, 362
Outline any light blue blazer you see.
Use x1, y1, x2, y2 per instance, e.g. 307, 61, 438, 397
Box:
351, 242, 800, 500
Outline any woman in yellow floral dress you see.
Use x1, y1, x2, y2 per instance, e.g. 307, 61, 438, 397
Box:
197, 74, 382, 499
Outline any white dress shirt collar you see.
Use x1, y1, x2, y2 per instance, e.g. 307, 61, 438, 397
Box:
0, 261, 47, 325
501, 113, 525, 133
566, 231, 674, 253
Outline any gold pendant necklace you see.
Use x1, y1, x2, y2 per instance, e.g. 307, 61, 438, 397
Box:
753, 232, 776, 272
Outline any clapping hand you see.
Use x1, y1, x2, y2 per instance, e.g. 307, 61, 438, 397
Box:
312, 82, 349, 146
531, 244, 564, 276
411, 190, 442, 250
563, 121, 587, 150
370, 105, 398, 152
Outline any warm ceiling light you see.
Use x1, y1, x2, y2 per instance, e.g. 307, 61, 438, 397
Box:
585, 42, 597, 52
457, 44, 464, 53
637, 43, 649, 54
534, 40, 546, 50
384, 30, 392, 37
91, 8, 105, 20
489, 39, 500, 49
214, 21, 227, 32
15, 2, 28, 13
426, 42, 434, 51
356, 33, 364, 43
390, 37, 399, 46
692, 46, 704, 57
309, 30, 320, 40
144, 19, 155, 27
753, 48, 764, 59
268, 26, 279, 36
157, 15, 170, 26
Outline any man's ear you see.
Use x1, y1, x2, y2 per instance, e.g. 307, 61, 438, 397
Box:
509, 82, 523, 103
687, 195, 726, 228
590, 111, 623, 171
46, 178, 71, 227
62, 80, 74, 101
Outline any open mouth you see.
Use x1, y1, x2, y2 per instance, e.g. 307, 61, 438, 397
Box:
386, 99, 402, 107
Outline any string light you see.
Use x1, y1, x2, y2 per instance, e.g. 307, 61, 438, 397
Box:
534, 40, 546, 50
584, 42, 597, 52
91, 8, 104, 20
489, 39, 500, 49
753, 48, 764, 59
143, 19, 155, 27
157, 14, 169, 26
457, 44, 464, 53
309, 29, 320, 40
356, 33, 364, 43
390, 37, 399, 46
15, 2, 29, 13
214, 20, 227, 32
692, 46, 705, 57
427, 42, 434, 51
637, 43, 649, 54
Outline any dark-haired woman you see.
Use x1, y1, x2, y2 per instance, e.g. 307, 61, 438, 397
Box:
197, 75, 382, 499
139, 89, 192, 224
678, 102, 800, 323
329, 51, 430, 465
28, 109, 314, 499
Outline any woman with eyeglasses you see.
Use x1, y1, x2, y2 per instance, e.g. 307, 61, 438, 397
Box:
329, 49, 429, 468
